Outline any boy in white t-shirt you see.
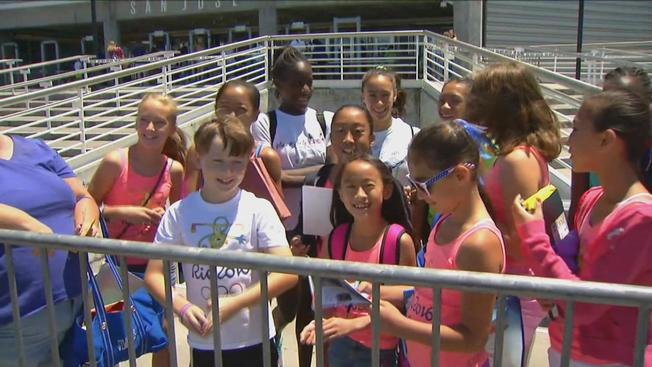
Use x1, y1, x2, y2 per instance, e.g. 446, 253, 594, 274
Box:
145, 115, 297, 367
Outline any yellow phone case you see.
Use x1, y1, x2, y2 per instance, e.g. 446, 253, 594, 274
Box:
522, 184, 557, 211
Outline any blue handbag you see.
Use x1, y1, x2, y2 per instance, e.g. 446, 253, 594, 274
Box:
60, 254, 168, 366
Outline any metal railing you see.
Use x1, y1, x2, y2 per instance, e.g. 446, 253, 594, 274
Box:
0, 51, 180, 96
492, 40, 652, 86
0, 55, 96, 89
0, 30, 605, 200
0, 229, 650, 367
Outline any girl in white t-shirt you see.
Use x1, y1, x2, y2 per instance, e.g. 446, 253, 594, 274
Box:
251, 46, 333, 232
145, 115, 297, 367
361, 67, 420, 186
251, 46, 332, 367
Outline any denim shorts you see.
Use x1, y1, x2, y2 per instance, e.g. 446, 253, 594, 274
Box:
328, 336, 397, 367
0, 297, 82, 367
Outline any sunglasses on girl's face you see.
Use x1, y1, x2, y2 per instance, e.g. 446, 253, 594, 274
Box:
407, 163, 476, 195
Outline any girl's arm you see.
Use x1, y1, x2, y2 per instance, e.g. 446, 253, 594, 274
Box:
145, 259, 211, 335
381, 230, 503, 352
514, 199, 652, 325
260, 146, 283, 195
63, 177, 100, 237
493, 151, 542, 260
218, 246, 298, 322
87, 151, 122, 206
168, 160, 185, 204
282, 165, 324, 187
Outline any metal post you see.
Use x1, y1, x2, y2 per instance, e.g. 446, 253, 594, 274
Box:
264, 40, 270, 85
162, 65, 169, 94
118, 257, 137, 366
431, 287, 441, 367
6, 244, 27, 366
78, 254, 97, 367
340, 37, 344, 81
314, 277, 324, 367
209, 265, 223, 367
415, 35, 420, 79
371, 282, 381, 366
163, 260, 179, 367
574, 0, 585, 80
77, 88, 87, 153
260, 272, 271, 367
633, 304, 650, 367
492, 295, 507, 367
560, 301, 576, 367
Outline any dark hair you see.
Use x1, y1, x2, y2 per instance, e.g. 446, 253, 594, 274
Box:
361, 66, 407, 118
465, 62, 562, 162
442, 77, 473, 90
408, 121, 495, 217
194, 114, 254, 157
331, 104, 374, 132
584, 90, 651, 189
138, 93, 187, 167
604, 66, 651, 103
214, 79, 261, 111
330, 155, 413, 234
272, 46, 310, 83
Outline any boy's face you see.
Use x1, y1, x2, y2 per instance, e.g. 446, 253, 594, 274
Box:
198, 136, 249, 197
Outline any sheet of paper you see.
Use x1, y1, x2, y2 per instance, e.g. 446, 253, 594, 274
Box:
308, 276, 371, 309
302, 185, 334, 236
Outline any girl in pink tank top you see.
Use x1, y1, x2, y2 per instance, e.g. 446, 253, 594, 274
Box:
89, 93, 186, 269
300, 156, 416, 367
377, 121, 505, 367
465, 62, 563, 359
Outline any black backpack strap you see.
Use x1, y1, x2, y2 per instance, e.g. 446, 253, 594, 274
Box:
410, 125, 415, 137
316, 111, 327, 138
268, 110, 277, 145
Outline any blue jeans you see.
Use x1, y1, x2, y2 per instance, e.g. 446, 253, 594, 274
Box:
328, 336, 398, 367
0, 297, 81, 367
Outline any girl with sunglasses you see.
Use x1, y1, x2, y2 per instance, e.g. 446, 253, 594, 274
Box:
378, 121, 505, 367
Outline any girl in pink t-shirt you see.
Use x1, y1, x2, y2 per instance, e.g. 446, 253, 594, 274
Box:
513, 90, 652, 367
378, 121, 505, 367
301, 156, 416, 367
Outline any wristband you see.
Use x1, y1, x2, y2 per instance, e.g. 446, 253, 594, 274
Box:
178, 302, 193, 320
76, 195, 94, 203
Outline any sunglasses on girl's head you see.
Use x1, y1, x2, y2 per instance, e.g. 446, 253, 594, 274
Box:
407, 162, 476, 195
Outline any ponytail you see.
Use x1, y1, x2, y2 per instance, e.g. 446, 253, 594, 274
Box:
163, 126, 188, 168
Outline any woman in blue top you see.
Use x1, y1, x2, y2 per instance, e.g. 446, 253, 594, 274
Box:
0, 133, 99, 366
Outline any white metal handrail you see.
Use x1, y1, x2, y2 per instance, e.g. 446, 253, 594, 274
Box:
0, 30, 606, 203
1, 229, 650, 367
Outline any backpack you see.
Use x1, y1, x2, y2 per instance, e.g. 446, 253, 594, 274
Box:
268, 109, 327, 145
327, 223, 405, 265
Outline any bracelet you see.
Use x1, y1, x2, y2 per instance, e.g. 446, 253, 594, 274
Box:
76, 195, 94, 203
178, 302, 193, 320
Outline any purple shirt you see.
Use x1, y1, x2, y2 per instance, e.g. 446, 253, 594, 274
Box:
0, 136, 81, 325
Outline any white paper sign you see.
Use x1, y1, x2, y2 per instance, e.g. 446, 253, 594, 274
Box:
308, 277, 371, 309
302, 186, 334, 236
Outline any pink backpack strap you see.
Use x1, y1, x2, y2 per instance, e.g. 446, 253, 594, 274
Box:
379, 224, 406, 265
328, 223, 351, 260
